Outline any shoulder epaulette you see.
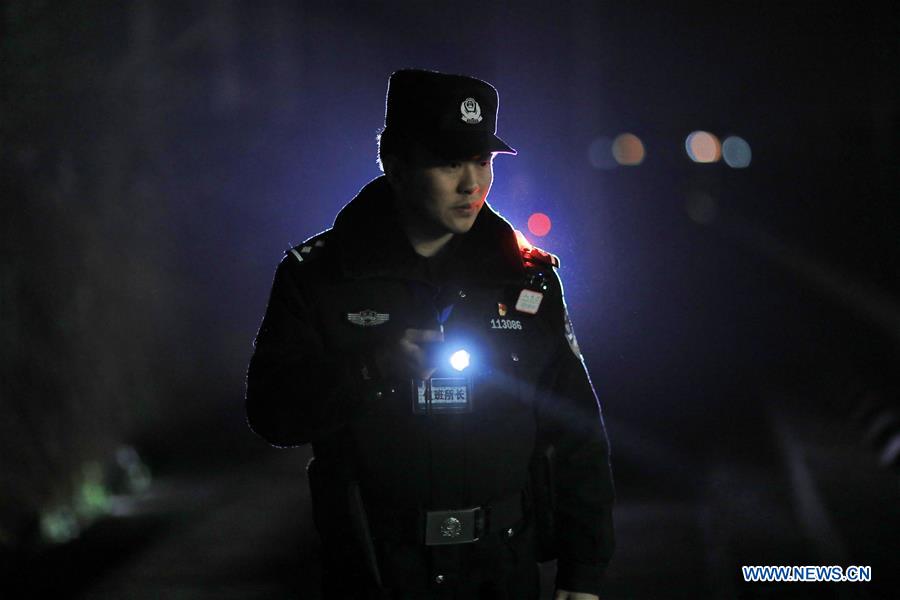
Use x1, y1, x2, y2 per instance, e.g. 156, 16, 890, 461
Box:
523, 245, 560, 269
285, 230, 331, 265
514, 229, 560, 269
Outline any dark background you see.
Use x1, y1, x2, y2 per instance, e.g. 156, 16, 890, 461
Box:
3, 1, 898, 598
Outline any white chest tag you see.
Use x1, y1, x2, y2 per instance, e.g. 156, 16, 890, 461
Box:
412, 377, 473, 414
515, 289, 543, 315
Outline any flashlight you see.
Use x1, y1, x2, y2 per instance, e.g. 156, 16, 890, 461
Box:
449, 349, 470, 371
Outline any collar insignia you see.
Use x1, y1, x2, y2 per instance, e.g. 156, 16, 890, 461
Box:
347, 309, 390, 327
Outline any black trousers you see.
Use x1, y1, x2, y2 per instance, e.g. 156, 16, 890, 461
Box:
321, 519, 540, 599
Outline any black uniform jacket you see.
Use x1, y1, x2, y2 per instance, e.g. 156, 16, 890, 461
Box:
246, 176, 615, 595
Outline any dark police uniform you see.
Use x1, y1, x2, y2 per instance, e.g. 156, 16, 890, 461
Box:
245, 70, 614, 599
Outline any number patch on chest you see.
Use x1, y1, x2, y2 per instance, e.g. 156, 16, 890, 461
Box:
490, 318, 522, 330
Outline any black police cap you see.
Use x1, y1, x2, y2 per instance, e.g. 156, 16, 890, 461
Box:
383, 69, 517, 160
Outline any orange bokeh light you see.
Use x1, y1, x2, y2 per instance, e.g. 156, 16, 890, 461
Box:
685, 131, 721, 163
612, 133, 645, 166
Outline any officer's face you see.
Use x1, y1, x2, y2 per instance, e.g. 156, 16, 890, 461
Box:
394, 150, 494, 236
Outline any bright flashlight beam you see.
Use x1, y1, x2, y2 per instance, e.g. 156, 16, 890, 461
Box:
450, 350, 470, 371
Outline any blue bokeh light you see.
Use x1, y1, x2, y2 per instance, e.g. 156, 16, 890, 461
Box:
722, 136, 752, 168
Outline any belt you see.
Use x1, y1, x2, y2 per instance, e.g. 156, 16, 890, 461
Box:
366, 490, 528, 546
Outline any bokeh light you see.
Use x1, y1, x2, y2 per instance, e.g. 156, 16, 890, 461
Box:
612, 133, 645, 166
685, 131, 721, 163
722, 136, 752, 168
588, 136, 616, 169
527, 212, 552, 237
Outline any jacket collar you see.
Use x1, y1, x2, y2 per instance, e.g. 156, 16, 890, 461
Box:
331, 176, 526, 284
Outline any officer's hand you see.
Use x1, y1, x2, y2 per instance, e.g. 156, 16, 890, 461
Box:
554, 591, 599, 600
374, 328, 444, 381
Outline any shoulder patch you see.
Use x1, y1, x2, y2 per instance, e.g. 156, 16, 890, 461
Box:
524, 245, 560, 269
514, 228, 560, 269
285, 230, 331, 265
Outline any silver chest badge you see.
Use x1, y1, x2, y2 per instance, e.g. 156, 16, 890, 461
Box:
347, 309, 390, 327
460, 97, 483, 124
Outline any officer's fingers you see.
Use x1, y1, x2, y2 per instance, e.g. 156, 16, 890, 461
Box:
405, 328, 444, 344
397, 333, 423, 353
396, 341, 437, 379
395, 337, 427, 369
408, 356, 437, 381
554, 592, 598, 600
409, 345, 429, 369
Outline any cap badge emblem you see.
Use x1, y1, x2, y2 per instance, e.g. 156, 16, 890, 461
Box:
460, 97, 483, 124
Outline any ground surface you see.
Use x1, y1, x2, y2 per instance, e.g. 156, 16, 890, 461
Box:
8, 381, 898, 599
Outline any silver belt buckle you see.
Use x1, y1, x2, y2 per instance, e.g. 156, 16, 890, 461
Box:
424, 507, 481, 545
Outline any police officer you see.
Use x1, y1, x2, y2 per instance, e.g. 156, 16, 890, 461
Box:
246, 69, 614, 599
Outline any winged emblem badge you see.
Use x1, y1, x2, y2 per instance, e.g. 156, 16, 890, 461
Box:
347, 309, 390, 327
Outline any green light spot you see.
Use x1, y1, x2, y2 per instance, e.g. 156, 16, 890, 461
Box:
76, 461, 110, 520
40, 507, 79, 544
